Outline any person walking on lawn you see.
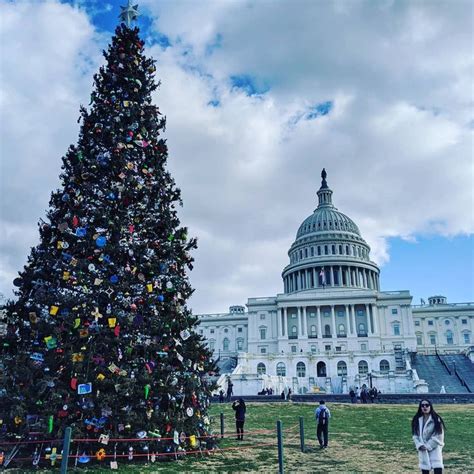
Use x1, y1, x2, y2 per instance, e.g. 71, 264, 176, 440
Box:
315, 400, 331, 448
232, 398, 247, 441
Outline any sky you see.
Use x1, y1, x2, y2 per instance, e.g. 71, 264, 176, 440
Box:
0, 0, 473, 313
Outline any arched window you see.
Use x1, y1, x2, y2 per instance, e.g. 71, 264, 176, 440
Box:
237, 338, 244, 351
209, 339, 215, 351
291, 326, 297, 337
446, 330, 453, 345
317, 361, 327, 377
257, 363, 266, 375
358, 323, 366, 336
324, 324, 331, 336
296, 362, 306, 377
338, 324, 346, 336
223, 338, 229, 351
463, 332, 471, 344
337, 361, 347, 376
310, 325, 317, 337
380, 360, 390, 373
358, 360, 369, 374
276, 362, 286, 376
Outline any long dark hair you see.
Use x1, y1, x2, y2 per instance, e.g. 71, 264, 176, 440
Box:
411, 399, 446, 435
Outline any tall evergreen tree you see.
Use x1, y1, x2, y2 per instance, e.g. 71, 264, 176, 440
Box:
0, 10, 216, 458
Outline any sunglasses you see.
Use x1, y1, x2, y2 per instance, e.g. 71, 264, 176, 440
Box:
421, 404, 430, 408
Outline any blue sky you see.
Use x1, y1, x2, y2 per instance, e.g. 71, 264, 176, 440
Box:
1, 0, 473, 312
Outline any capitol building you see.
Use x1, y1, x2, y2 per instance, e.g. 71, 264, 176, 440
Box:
196, 170, 474, 395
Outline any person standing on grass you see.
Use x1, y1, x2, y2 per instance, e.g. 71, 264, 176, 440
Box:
412, 399, 445, 474
315, 400, 331, 448
232, 398, 247, 441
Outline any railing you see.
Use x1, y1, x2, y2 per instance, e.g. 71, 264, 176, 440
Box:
322, 334, 332, 339
337, 334, 347, 338
412, 302, 474, 308
358, 333, 368, 337
454, 367, 473, 393
288, 335, 298, 340
436, 350, 452, 375
308, 335, 318, 339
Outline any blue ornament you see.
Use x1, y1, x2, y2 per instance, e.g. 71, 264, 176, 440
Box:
107, 192, 116, 200
157, 295, 164, 302
95, 236, 107, 247
61, 194, 70, 202
110, 275, 119, 284
76, 227, 87, 237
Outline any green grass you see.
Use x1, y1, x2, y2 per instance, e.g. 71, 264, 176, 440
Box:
9, 402, 474, 473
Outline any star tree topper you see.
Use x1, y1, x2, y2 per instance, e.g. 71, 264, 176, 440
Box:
119, 0, 140, 27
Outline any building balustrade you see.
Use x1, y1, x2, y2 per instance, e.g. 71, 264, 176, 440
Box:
322, 334, 332, 338
337, 333, 347, 338
358, 333, 368, 337
288, 335, 298, 340
308, 335, 318, 339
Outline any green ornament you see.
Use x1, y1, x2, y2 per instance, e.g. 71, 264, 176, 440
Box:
144, 384, 150, 399
48, 415, 54, 433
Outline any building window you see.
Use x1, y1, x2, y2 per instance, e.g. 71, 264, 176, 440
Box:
337, 361, 347, 376
224, 328, 228, 333
325, 345, 331, 351
357, 310, 364, 316
260, 314, 266, 320
260, 347, 267, 354
291, 345, 297, 353
257, 363, 266, 375
310, 312, 316, 318
380, 360, 390, 373
463, 333, 471, 344
238, 327, 243, 333
291, 326, 297, 338
360, 343, 367, 351
260, 327, 267, 340
358, 360, 369, 374
462, 319, 468, 324
237, 338, 243, 350
324, 245, 328, 255
210, 329, 215, 334
391, 308, 398, 315
291, 314, 297, 319
311, 247, 314, 256
276, 362, 286, 376
324, 324, 331, 337
416, 334, 423, 345
445, 319, 450, 326
446, 330, 454, 345
415, 321, 420, 326
429, 334, 436, 345
393, 324, 400, 336
310, 325, 317, 337
339, 245, 343, 254
311, 345, 317, 353
428, 320, 434, 326
305, 248, 308, 258
337, 311, 344, 317
338, 324, 346, 336
223, 338, 229, 351
209, 340, 215, 351
318, 246, 321, 256
297, 362, 306, 377
358, 323, 366, 336
335, 346, 342, 352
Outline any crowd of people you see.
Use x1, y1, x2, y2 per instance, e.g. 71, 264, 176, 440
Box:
349, 385, 380, 403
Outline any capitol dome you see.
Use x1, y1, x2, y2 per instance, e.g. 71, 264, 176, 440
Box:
282, 169, 380, 293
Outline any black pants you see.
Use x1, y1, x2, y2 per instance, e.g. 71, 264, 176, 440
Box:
422, 469, 442, 474
317, 422, 329, 447
236, 419, 245, 440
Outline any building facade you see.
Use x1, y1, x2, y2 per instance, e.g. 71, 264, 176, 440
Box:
196, 170, 473, 395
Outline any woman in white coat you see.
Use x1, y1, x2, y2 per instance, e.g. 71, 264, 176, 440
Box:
412, 399, 446, 474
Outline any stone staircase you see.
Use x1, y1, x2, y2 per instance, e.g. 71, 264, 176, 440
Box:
439, 354, 474, 392
412, 355, 469, 393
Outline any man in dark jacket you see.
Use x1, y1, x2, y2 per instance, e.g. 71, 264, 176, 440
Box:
315, 400, 331, 448
232, 398, 247, 440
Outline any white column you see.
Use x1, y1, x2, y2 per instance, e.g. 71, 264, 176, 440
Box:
330, 267, 335, 287
372, 304, 379, 334
277, 308, 282, 337
283, 307, 287, 337
351, 305, 357, 336
298, 307, 303, 336
317, 306, 322, 338
339, 266, 343, 286
302, 306, 307, 336
362, 270, 367, 288
331, 305, 337, 338
313, 268, 317, 288
345, 304, 352, 335
365, 304, 373, 334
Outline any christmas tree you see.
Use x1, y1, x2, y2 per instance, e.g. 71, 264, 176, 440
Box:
0, 3, 216, 460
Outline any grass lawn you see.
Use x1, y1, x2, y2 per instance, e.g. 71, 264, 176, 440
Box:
9, 402, 474, 473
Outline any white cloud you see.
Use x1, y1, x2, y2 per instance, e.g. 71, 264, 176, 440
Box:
1, 0, 472, 313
